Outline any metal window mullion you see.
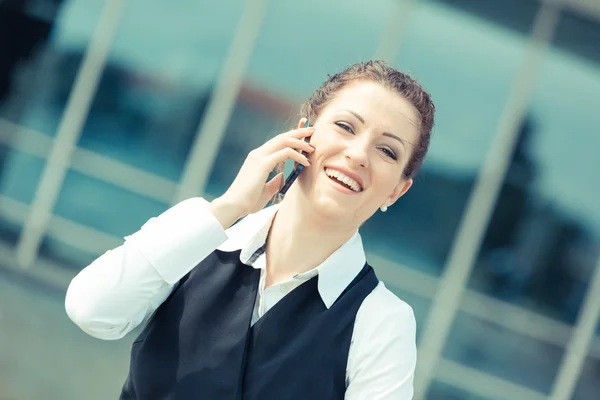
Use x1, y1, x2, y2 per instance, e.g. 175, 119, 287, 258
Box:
372, 0, 417, 63
549, 253, 600, 399
172, 0, 269, 205
413, 4, 560, 397
15, 0, 124, 268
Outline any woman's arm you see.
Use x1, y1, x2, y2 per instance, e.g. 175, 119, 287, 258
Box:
65, 197, 232, 340
65, 125, 315, 340
345, 283, 417, 399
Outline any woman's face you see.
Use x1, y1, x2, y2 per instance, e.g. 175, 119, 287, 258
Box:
297, 80, 420, 226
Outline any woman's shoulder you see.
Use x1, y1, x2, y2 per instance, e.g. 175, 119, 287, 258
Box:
357, 281, 416, 328
349, 281, 417, 382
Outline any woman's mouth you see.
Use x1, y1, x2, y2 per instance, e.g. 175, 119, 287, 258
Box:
324, 168, 363, 193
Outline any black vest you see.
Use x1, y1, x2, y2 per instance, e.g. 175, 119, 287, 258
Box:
120, 249, 378, 400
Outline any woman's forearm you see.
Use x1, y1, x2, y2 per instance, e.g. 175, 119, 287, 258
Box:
65, 197, 229, 340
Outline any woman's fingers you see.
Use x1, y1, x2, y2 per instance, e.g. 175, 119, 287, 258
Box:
259, 128, 315, 155
266, 147, 312, 168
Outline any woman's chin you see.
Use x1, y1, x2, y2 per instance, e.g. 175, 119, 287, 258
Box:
298, 179, 363, 219
308, 193, 355, 218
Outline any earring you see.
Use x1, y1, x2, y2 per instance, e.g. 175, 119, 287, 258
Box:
380, 205, 388, 212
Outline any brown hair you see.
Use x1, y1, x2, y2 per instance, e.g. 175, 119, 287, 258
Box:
300, 60, 435, 179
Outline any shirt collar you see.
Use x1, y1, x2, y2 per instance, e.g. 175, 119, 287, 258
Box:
217, 204, 367, 309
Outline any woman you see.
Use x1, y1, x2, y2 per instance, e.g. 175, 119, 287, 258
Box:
66, 60, 435, 400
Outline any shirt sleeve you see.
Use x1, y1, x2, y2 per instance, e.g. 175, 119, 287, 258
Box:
345, 282, 417, 400
65, 197, 228, 340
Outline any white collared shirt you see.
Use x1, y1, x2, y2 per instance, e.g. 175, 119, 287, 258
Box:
65, 198, 417, 399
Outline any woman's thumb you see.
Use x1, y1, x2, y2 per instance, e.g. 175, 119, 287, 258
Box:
265, 172, 284, 197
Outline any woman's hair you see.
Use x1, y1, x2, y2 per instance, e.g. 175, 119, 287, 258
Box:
300, 60, 435, 180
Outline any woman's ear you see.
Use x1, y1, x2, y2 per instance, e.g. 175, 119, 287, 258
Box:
388, 178, 413, 206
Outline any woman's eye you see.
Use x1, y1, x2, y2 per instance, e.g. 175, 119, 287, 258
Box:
380, 147, 397, 160
335, 122, 354, 133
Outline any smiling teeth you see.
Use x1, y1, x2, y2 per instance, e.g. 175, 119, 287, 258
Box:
325, 168, 362, 192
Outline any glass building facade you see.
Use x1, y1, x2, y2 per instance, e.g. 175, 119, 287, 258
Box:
1, 0, 599, 398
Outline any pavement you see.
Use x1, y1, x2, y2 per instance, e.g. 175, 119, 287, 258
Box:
0, 267, 134, 400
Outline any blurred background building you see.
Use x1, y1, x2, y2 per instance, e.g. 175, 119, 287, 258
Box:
0, 0, 599, 398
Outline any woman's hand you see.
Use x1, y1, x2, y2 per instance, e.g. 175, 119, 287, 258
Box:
209, 126, 315, 228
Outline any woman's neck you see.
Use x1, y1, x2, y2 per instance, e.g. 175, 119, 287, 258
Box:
264, 194, 357, 288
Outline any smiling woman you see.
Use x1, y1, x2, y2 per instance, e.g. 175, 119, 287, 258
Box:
301, 61, 435, 179
65, 60, 436, 400
290, 78, 428, 226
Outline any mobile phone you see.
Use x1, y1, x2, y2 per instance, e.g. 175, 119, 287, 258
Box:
275, 120, 311, 198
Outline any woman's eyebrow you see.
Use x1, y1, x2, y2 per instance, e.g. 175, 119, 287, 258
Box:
342, 109, 365, 123
338, 109, 415, 147
383, 132, 414, 147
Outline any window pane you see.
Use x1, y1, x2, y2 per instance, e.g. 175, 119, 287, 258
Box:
573, 355, 600, 399
54, 169, 167, 238
42, 169, 169, 269
443, 312, 564, 394
39, 234, 98, 271
432, 0, 539, 36
0, 146, 44, 205
245, 0, 396, 99
427, 380, 493, 400
469, 10, 600, 325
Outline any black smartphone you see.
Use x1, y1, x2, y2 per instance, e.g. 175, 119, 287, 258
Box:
275, 120, 311, 198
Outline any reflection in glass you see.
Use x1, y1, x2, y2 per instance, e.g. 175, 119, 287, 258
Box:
444, 312, 564, 394
39, 234, 98, 271
245, 0, 397, 99
469, 10, 600, 325
38, 170, 170, 269
53, 170, 168, 239
0, 146, 45, 205
0, 145, 46, 244
427, 380, 493, 400
65, 0, 244, 180
0, 0, 101, 136
573, 355, 600, 399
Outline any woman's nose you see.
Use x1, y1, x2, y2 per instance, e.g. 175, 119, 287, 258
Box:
343, 141, 369, 168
